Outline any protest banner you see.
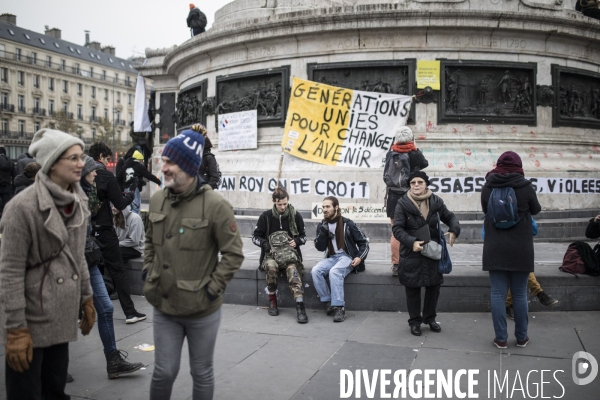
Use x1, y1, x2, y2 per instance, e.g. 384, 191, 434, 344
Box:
281, 77, 413, 169
218, 110, 258, 151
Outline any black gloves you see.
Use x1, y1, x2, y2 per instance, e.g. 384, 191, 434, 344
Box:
126, 177, 139, 190
320, 224, 330, 237
262, 241, 271, 253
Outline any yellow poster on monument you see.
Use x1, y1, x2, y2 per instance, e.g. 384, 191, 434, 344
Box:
281, 77, 413, 169
417, 60, 441, 90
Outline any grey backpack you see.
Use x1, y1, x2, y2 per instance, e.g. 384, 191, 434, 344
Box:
383, 151, 410, 194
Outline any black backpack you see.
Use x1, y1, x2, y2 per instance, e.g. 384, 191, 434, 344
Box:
383, 151, 410, 194
200, 153, 222, 188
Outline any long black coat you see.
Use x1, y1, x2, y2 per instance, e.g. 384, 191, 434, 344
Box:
392, 193, 460, 288
481, 173, 541, 272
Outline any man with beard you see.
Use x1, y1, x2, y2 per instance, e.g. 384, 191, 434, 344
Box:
252, 187, 308, 323
311, 196, 369, 322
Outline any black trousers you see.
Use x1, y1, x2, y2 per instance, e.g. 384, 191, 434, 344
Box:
120, 246, 141, 264
0, 185, 13, 215
405, 285, 440, 326
5, 342, 70, 400
93, 226, 136, 317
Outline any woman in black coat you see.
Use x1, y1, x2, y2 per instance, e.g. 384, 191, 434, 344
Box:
481, 151, 541, 349
392, 170, 460, 336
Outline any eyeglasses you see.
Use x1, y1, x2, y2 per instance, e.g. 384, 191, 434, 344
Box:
59, 154, 86, 164
410, 181, 425, 186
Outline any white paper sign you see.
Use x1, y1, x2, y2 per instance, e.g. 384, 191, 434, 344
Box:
218, 110, 257, 151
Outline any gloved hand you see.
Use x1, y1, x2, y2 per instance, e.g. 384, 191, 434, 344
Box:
262, 241, 271, 253
79, 297, 96, 336
126, 177, 139, 191
6, 328, 33, 373
320, 224, 330, 237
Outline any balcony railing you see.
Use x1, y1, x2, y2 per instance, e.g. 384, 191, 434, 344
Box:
116, 119, 127, 126
0, 103, 15, 112
89, 116, 99, 123
32, 108, 46, 116
77, 114, 83, 120
18, 106, 27, 113
64, 112, 74, 119
0, 130, 35, 141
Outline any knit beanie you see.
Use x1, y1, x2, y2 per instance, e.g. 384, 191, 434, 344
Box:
82, 157, 102, 177
394, 126, 414, 144
29, 128, 85, 174
409, 169, 430, 186
162, 129, 204, 177
132, 150, 144, 160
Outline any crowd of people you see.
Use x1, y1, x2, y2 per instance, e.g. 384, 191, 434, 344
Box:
0, 123, 597, 400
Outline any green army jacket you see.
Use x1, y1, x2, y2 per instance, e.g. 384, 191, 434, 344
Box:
143, 178, 244, 317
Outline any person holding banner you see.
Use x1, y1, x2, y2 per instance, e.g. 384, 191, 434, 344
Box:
392, 171, 460, 336
383, 126, 429, 277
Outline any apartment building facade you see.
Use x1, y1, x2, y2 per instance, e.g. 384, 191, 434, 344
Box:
0, 13, 140, 159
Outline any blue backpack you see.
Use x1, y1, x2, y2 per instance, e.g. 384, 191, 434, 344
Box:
486, 187, 521, 229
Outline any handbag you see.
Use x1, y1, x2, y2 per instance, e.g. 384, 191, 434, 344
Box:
420, 219, 442, 261
437, 213, 453, 274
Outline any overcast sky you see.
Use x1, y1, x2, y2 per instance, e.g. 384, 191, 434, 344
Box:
3, 1, 233, 59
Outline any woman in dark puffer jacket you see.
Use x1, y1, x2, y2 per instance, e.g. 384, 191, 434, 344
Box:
393, 170, 460, 337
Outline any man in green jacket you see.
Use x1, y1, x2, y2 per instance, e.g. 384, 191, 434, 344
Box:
143, 129, 244, 400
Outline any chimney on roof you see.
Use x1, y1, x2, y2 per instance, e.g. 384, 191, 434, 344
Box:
45, 27, 61, 39
0, 13, 17, 26
84, 30, 90, 46
101, 45, 116, 56
88, 41, 101, 51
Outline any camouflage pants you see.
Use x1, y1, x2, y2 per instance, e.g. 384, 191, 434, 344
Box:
263, 256, 304, 298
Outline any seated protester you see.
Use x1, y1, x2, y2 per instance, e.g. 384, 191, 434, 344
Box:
13, 162, 41, 196
252, 187, 308, 323
311, 196, 369, 322
113, 205, 145, 264
585, 214, 600, 241
120, 150, 161, 214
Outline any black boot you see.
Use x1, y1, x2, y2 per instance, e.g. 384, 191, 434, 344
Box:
296, 302, 308, 324
106, 350, 143, 379
268, 294, 279, 316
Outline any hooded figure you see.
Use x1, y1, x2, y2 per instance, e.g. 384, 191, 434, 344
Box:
187, 3, 207, 36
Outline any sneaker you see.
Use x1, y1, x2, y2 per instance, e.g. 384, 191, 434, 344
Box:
125, 312, 147, 324
391, 264, 399, 276
325, 302, 335, 316
517, 336, 530, 348
506, 305, 514, 320
537, 291, 558, 307
493, 338, 508, 349
333, 307, 346, 322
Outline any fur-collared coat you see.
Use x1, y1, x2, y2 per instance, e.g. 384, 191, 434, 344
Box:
0, 171, 92, 348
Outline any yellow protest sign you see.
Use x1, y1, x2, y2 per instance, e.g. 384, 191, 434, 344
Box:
417, 60, 441, 90
282, 77, 413, 169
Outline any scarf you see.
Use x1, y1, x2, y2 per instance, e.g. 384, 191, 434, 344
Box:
391, 142, 418, 153
325, 211, 345, 255
271, 203, 299, 237
38, 171, 85, 227
407, 188, 432, 221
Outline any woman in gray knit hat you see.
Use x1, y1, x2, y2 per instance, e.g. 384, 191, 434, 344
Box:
0, 129, 96, 399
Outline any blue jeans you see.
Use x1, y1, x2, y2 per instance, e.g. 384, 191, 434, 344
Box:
311, 252, 353, 307
125, 187, 141, 214
150, 308, 221, 400
89, 265, 117, 354
489, 270, 529, 342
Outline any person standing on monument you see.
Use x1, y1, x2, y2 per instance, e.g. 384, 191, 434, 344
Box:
252, 187, 308, 323
383, 126, 428, 276
187, 3, 207, 37
143, 129, 244, 400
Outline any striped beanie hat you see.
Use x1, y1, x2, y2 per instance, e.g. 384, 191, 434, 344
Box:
162, 129, 204, 177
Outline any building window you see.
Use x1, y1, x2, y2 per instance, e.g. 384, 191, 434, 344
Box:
128, 94, 133, 105
116, 111, 121, 121
18, 71, 24, 86
48, 99, 55, 115
46, 55, 52, 67
91, 86, 96, 98
15, 48, 21, 61
73, 63, 80, 75
126, 76, 131, 86
77, 104, 83, 119
63, 102, 69, 113
0, 68, 7, 83
48, 77, 54, 91
34, 122, 40, 132
91, 106, 96, 119
34, 97, 40, 111
1, 92, 7, 106
33, 74, 40, 89
77, 83, 82, 96
1, 119, 8, 134
116, 92, 120, 103
18, 95, 25, 112
90, 67, 94, 77
115, 73, 119, 84
18, 120, 25, 134
128, 112, 132, 122
60, 59, 66, 71
104, 108, 108, 119
92, 128, 96, 140
102, 70, 106, 81
62, 80, 68, 93
104, 89, 108, 101
30, 52, 37, 65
